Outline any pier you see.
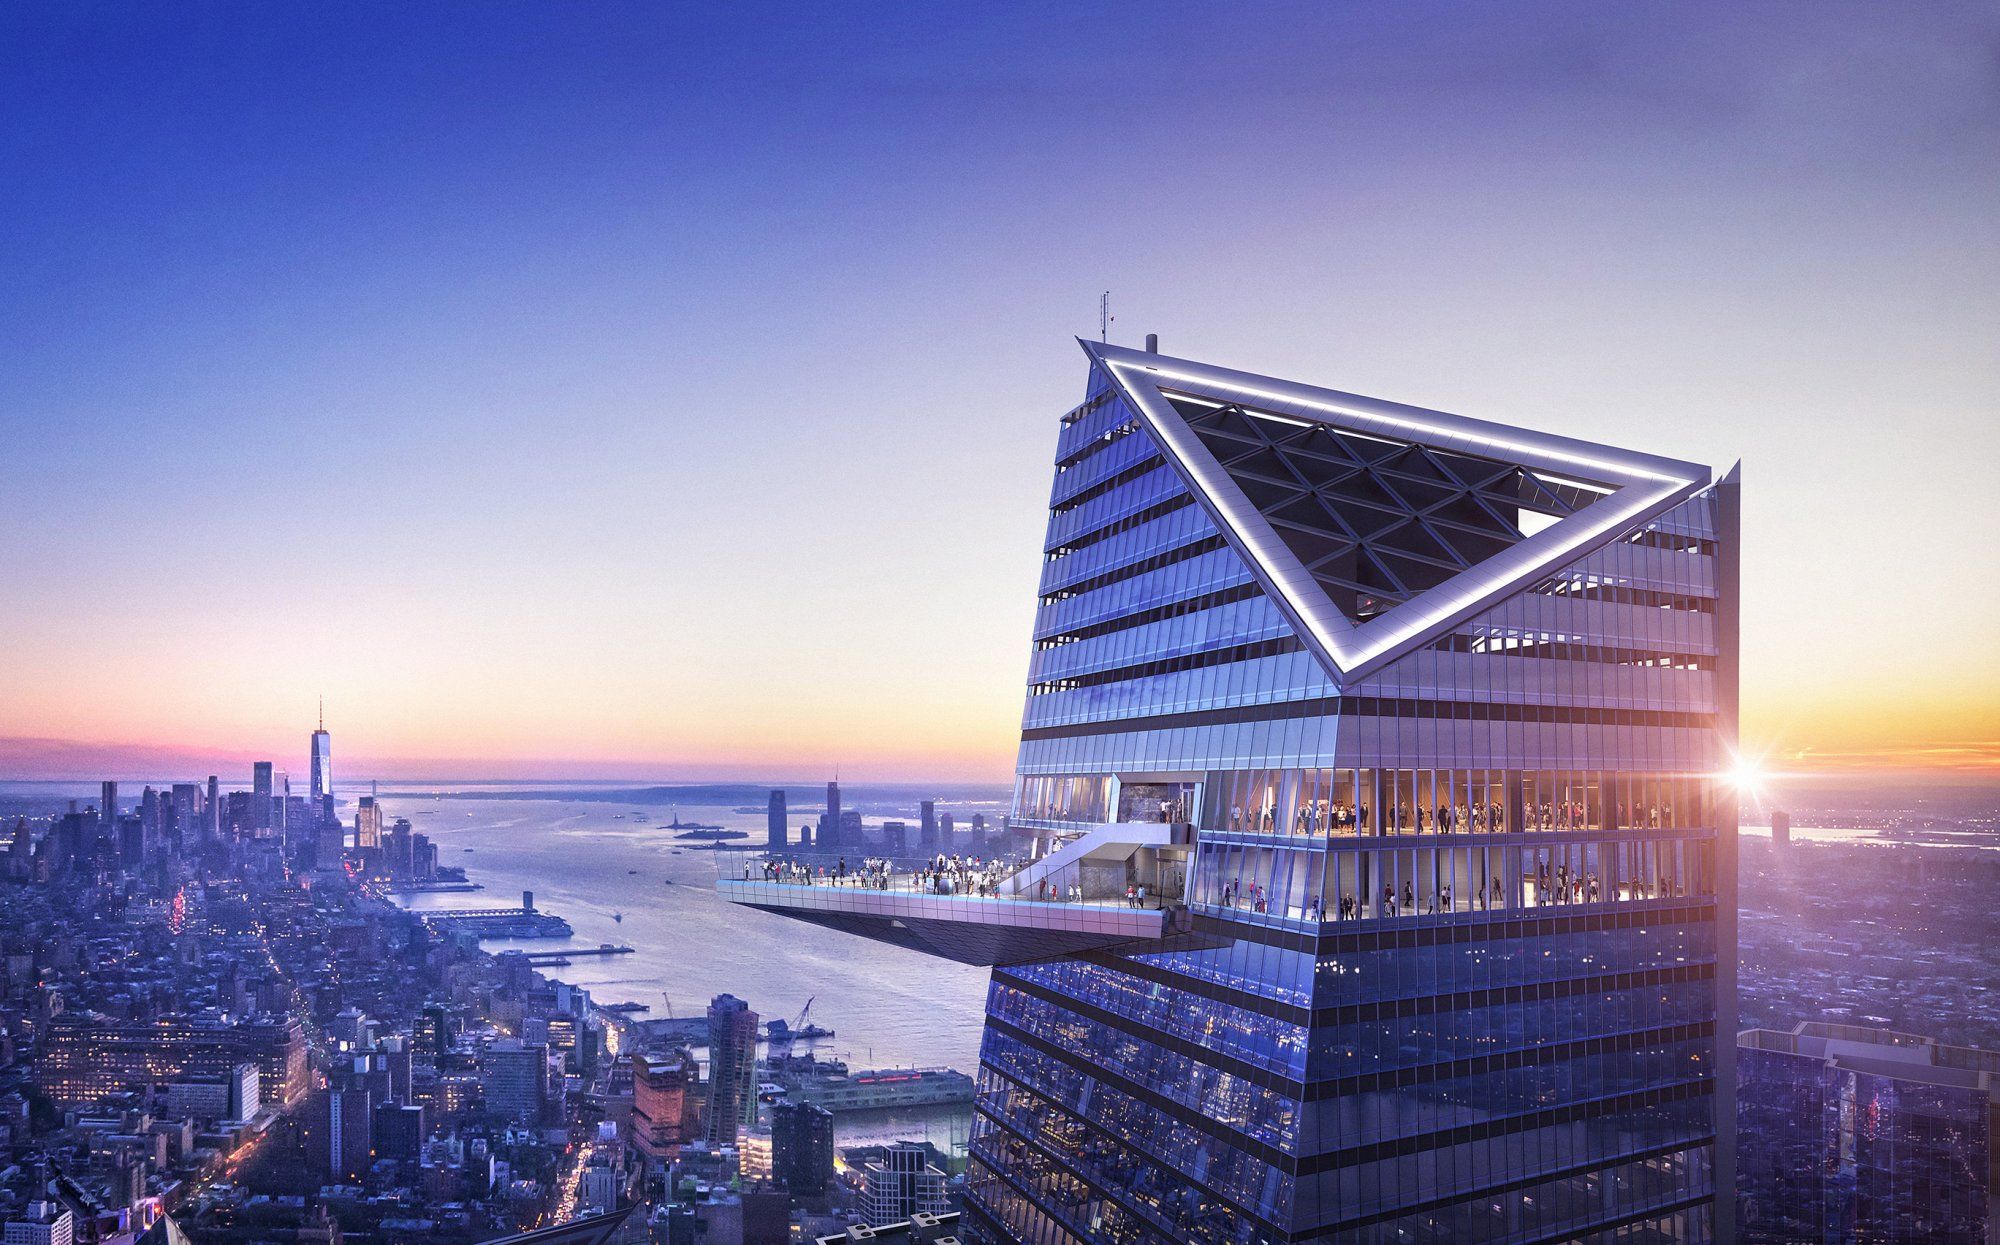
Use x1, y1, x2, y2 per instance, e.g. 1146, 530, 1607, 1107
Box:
520, 944, 635, 966
419, 905, 539, 920
418, 892, 571, 939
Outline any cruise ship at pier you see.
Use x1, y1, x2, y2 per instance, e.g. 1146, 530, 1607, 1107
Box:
776, 1064, 975, 1113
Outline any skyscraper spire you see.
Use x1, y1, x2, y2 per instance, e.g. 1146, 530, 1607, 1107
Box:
309, 702, 333, 806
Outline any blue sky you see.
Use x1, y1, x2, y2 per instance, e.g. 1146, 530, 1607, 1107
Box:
2, 2, 1995, 779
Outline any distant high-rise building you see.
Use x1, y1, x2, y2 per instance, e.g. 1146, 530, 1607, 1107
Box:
99, 780, 117, 828
1770, 808, 1791, 848
819, 780, 843, 851
206, 775, 220, 838
310, 705, 333, 805
354, 796, 382, 851
373, 1101, 426, 1163
858, 1141, 949, 1224
222, 790, 251, 839
1739, 1023, 2000, 1244
7, 819, 30, 880
771, 1099, 835, 1195
382, 818, 416, 875
319, 1084, 374, 1181
919, 800, 937, 851
170, 783, 199, 848
250, 761, 275, 834
705, 994, 760, 1146
766, 790, 787, 851
727, 342, 1740, 1242
482, 1039, 548, 1121
936, 811, 954, 850
881, 821, 907, 854
632, 1051, 693, 1159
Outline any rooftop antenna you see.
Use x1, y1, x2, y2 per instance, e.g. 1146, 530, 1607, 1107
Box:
318, 695, 324, 731
1099, 291, 1111, 343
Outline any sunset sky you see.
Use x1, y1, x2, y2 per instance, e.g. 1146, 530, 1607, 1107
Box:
2, 3, 1995, 783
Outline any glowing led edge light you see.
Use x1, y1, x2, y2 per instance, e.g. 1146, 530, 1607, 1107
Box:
1087, 344, 1712, 683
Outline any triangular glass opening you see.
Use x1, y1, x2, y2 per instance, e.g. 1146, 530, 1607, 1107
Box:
1172, 393, 1619, 622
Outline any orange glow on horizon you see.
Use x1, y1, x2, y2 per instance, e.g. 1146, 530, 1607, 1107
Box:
4, 693, 1997, 785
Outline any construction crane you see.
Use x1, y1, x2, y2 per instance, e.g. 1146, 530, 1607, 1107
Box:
791, 996, 835, 1042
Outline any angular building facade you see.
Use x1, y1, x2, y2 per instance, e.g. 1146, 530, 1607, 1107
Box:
728, 341, 1740, 1243
1737, 1023, 1999, 1245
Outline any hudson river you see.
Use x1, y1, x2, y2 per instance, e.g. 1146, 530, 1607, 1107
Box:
383, 791, 994, 1149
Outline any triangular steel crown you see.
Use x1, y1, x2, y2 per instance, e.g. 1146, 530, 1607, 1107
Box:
1083, 340, 1711, 685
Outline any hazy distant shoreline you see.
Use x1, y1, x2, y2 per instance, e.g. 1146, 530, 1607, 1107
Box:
374, 782, 1014, 806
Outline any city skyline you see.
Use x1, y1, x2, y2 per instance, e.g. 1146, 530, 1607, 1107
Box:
4, 3, 1996, 785
3, 8, 1994, 1244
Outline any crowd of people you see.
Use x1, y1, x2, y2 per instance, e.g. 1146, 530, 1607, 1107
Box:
911, 853, 1010, 897
1214, 863, 1688, 924
1224, 798, 1687, 836
748, 851, 1163, 908
751, 853, 1014, 898
754, 856, 894, 888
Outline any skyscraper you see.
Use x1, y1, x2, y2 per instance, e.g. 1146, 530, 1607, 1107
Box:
819, 780, 843, 851
726, 341, 1739, 1243
310, 703, 333, 805
859, 1141, 951, 1224
1738, 1023, 2000, 1244
100, 780, 117, 827
170, 783, 199, 850
206, 774, 220, 838
354, 796, 382, 851
771, 1099, 835, 1195
632, 1051, 693, 1159
705, 994, 760, 1146
767, 790, 787, 851
919, 799, 938, 851
319, 1084, 374, 1181
482, 1038, 549, 1121
251, 760, 275, 835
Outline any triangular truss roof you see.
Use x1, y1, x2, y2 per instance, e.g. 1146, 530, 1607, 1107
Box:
1082, 340, 1710, 685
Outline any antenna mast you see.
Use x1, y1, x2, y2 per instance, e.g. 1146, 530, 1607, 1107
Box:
1099, 291, 1110, 343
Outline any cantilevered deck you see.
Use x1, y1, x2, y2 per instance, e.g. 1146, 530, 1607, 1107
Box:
718, 874, 1186, 966
719, 820, 1193, 965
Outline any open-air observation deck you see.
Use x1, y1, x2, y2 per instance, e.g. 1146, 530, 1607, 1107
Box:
716, 821, 1193, 966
